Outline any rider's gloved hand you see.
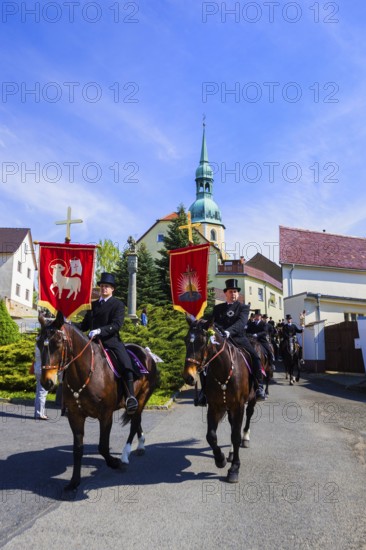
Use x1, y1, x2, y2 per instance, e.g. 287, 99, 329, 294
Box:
224, 331, 230, 338
88, 328, 101, 339
253, 333, 258, 338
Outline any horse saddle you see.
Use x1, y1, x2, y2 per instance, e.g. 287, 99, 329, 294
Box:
103, 348, 148, 379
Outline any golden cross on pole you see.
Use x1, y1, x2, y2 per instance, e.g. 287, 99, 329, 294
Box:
55, 206, 83, 243
178, 211, 201, 244
182, 264, 196, 297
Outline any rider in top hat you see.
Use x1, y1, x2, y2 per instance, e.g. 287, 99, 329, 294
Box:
77, 272, 138, 414
246, 310, 276, 370
199, 279, 266, 403
282, 314, 304, 359
282, 314, 304, 339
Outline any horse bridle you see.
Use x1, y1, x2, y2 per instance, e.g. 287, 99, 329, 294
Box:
186, 327, 230, 373
40, 326, 96, 409
40, 327, 73, 372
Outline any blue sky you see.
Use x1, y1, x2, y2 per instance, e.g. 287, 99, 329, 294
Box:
1, 0, 366, 264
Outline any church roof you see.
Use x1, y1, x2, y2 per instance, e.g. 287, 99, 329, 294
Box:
279, 226, 366, 270
190, 125, 223, 226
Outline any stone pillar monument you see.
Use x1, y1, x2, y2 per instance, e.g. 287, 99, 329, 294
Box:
127, 236, 138, 323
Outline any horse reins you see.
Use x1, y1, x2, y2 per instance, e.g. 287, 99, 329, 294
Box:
41, 326, 95, 409
187, 333, 236, 405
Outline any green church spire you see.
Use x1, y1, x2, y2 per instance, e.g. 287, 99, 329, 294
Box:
189, 122, 222, 225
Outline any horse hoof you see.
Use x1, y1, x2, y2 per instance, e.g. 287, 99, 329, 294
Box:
135, 448, 145, 456
227, 470, 239, 483
63, 482, 79, 495
108, 457, 123, 469
296, 376, 300, 382
241, 439, 250, 448
215, 456, 227, 469
227, 451, 234, 463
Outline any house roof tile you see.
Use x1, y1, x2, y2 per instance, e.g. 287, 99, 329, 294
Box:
279, 226, 366, 270
0, 228, 30, 253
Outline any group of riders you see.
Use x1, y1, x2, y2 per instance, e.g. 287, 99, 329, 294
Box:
75, 273, 304, 414
196, 278, 304, 405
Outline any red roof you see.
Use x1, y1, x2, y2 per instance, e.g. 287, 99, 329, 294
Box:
0, 228, 30, 253
160, 213, 178, 221
279, 226, 366, 270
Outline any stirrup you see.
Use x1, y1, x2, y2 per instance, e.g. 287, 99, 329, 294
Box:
255, 385, 266, 401
126, 396, 138, 415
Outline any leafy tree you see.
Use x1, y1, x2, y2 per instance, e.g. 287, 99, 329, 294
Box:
95, 239, 121, 283
0, 300, 20, 345
155, 204, 200, 303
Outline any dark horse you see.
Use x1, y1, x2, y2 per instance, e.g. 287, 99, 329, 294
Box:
247, 336, 274, 396
38, 311, 158, 491
183, 318, 256, 484
280, 336, 301, 385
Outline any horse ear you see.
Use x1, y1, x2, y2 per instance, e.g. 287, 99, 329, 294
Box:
186, 313, 196, 325
55, 310, 65, 329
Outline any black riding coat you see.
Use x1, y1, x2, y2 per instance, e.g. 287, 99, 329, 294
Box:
282, 323, 303, 339
245, 319, 267, 342
209, 301, 250, 348
77, 296, 133, 373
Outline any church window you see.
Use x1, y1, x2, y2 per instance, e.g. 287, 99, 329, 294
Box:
157, 233, 165, 243
210, 229, 217, 241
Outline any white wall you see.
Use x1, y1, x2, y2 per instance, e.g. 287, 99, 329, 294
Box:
282, 264, 366, 299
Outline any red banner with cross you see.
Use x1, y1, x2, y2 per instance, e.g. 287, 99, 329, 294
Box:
169, 244, 210, 319
38, 242, 97, 319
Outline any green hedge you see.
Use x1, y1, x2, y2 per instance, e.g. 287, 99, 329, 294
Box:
0, 305, 189, 397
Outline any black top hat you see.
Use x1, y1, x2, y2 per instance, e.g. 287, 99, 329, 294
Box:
285, 314, 292, 320
262, 313, 268, 319
224, 279, 241, 292
254, 309, 262, 315
97, 272, 116, 287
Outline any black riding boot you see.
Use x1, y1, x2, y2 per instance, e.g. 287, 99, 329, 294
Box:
125, 370, 138, 415
252, 357, 266, 401
194, 372, 207, 407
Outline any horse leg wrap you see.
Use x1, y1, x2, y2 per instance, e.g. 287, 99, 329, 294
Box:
121, 443, 132, 465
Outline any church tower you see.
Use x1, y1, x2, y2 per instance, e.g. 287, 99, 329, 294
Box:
189, 124, 226, 252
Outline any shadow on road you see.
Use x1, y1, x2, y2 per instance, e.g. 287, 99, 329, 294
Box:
0, 437, 224, 503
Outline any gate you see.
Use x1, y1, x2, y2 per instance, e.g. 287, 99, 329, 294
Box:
324, 321, 364, 373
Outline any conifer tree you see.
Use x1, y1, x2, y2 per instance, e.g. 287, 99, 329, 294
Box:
114, 244, 163, 307
0, 300, 20, 345
155, 204, 200, 303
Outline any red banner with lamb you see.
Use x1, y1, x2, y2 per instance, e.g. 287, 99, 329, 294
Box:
38, 242, 96, 319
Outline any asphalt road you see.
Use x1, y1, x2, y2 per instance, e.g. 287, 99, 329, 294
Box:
1, 368, 365, 550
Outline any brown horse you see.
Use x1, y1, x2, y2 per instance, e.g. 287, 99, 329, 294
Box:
38, 311, 158, 492
247, 336, 274, 396
183, 318, 256, 484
